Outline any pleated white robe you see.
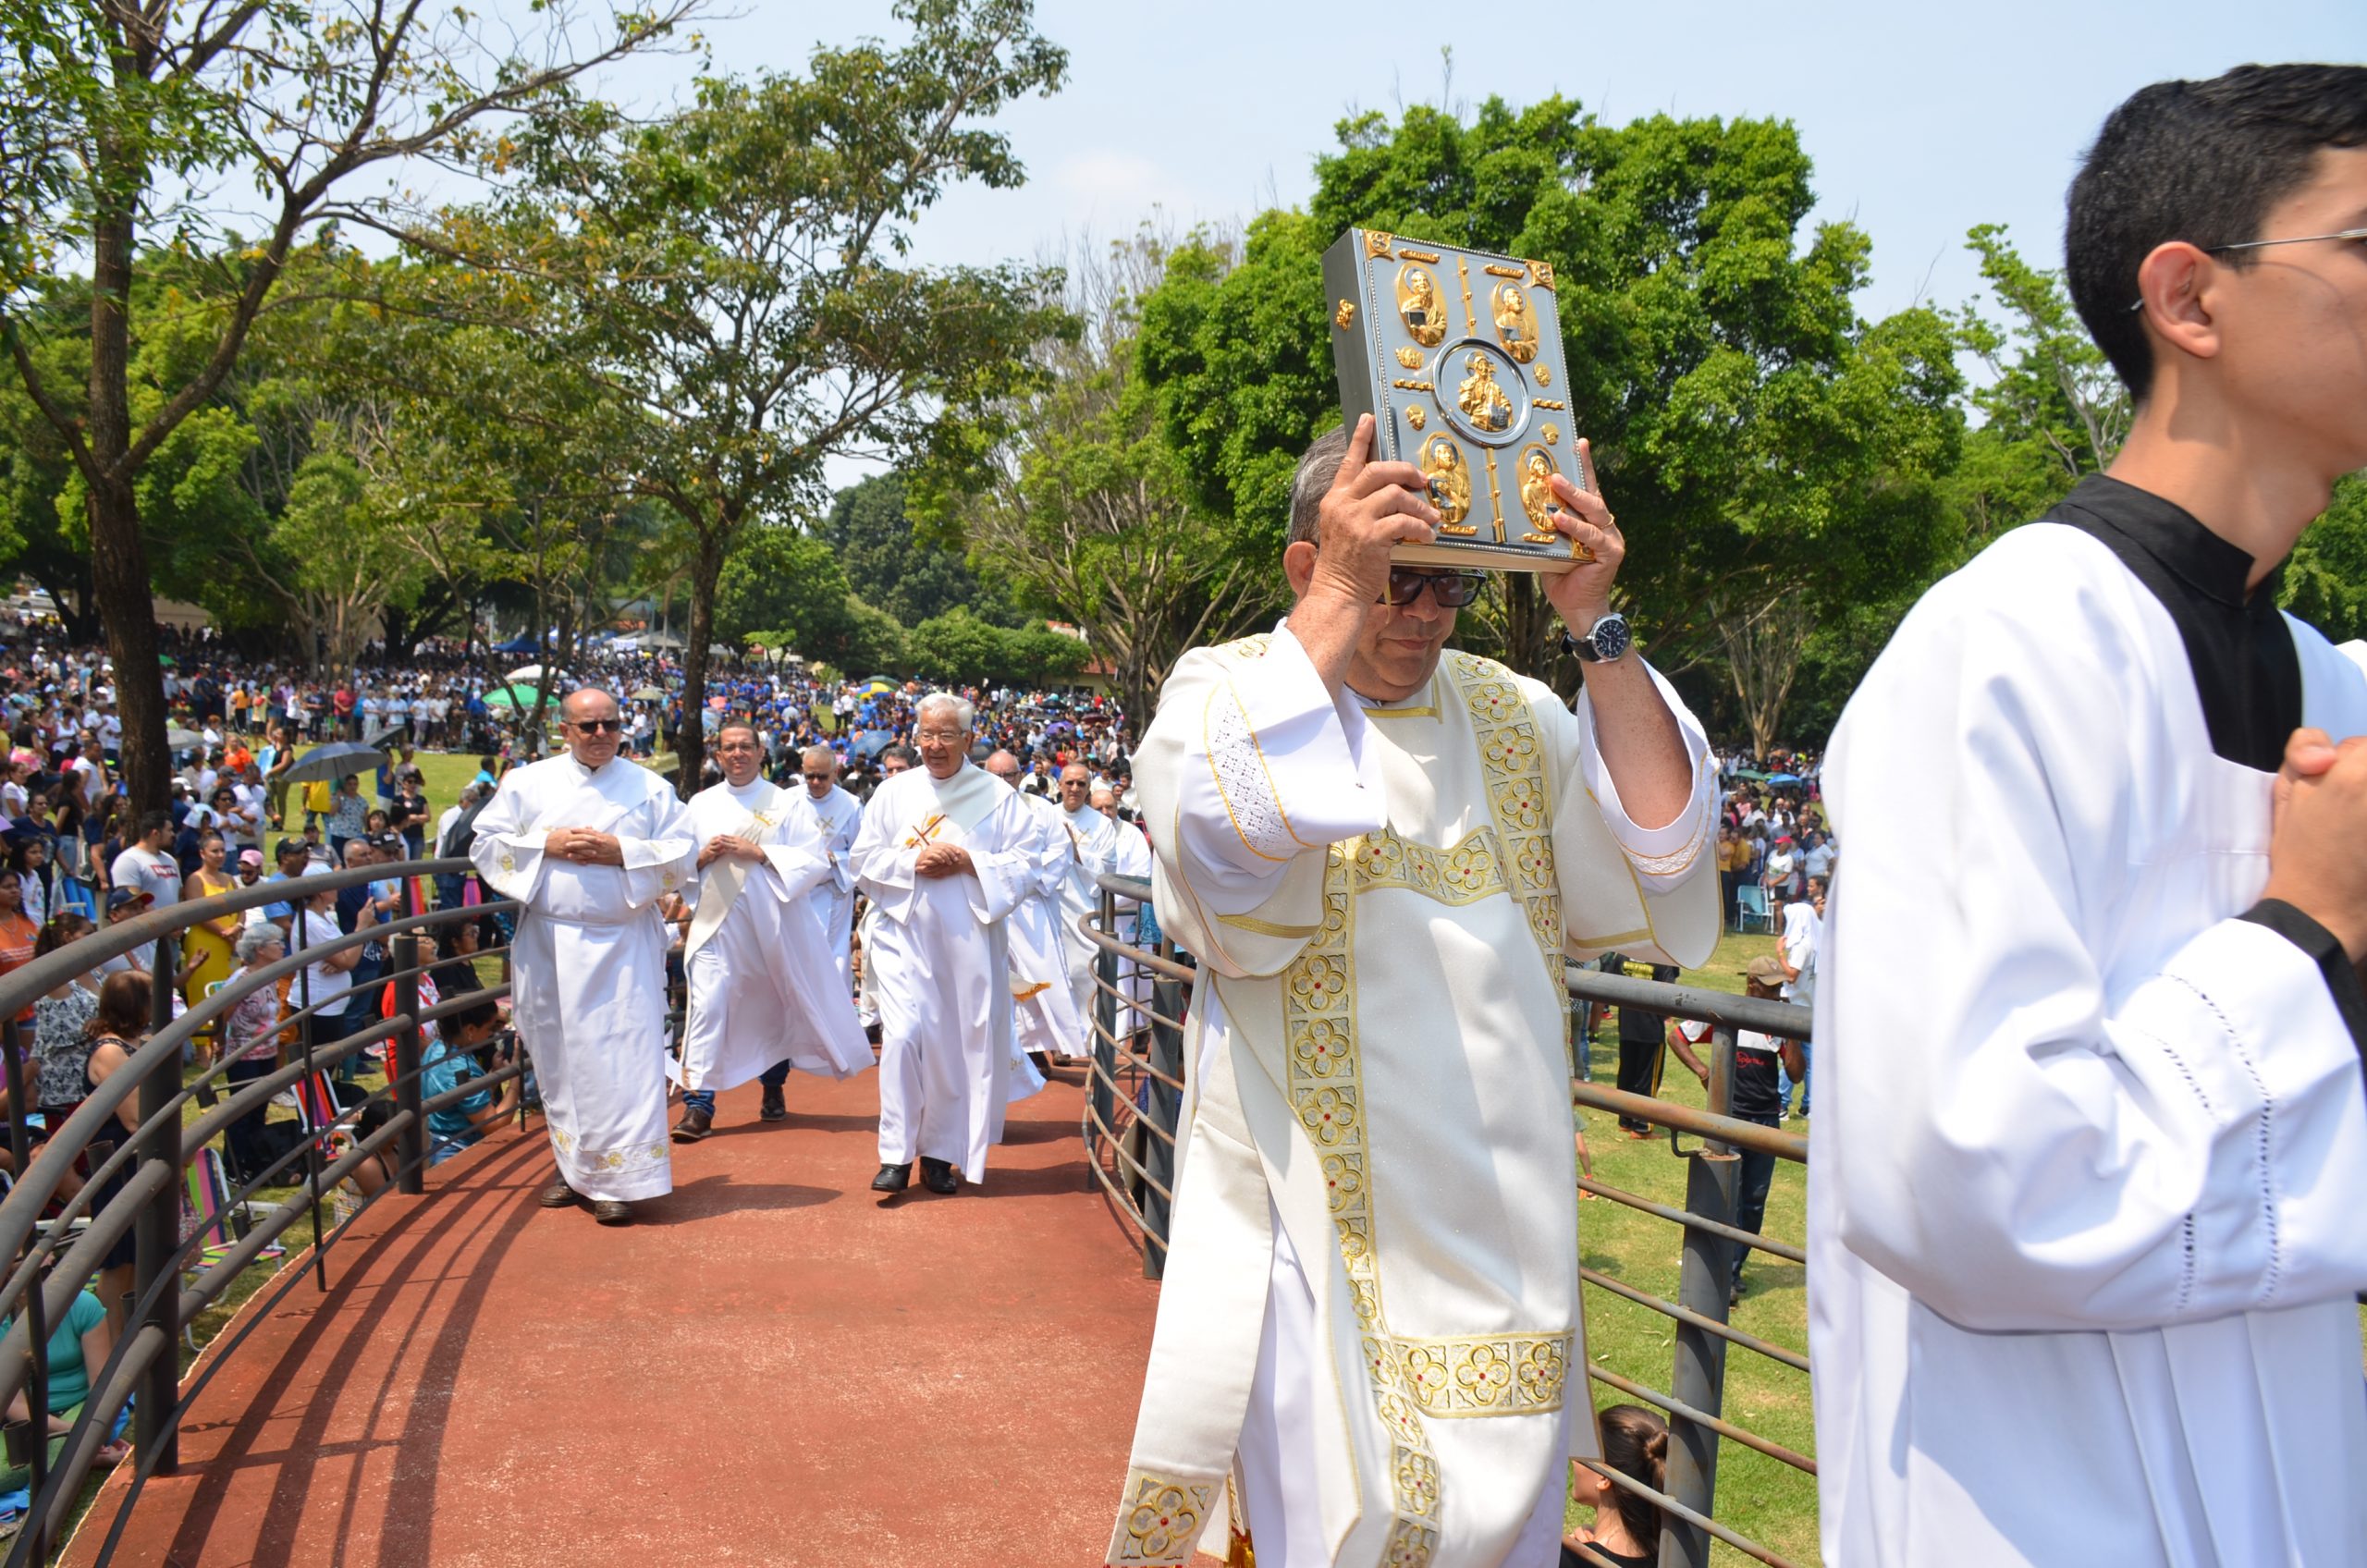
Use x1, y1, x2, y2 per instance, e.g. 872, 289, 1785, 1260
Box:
1060, 802, 1123, 1051
673, 778, 872, 1095
1108, 625, 1720, 1568
471, 753, 696, 1203
1008, 790, 1088, 1065
1812, 521, 2367, 1567
852, 763, 1036, 1183
803, 784, 864, 994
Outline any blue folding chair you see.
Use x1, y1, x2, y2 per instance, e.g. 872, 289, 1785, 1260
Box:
1735, 883, 1776, 935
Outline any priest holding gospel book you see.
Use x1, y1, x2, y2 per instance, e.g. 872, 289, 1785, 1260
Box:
1106, 414, 1719, 1566
1813, 66, 2367, 1567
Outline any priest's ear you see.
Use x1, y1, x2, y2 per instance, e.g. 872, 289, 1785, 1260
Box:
2130, 241, 2226, 373
1283, 539, 1319, 599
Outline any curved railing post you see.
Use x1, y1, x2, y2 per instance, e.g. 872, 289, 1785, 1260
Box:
1091, 884, 1118, 1196
2, 1018, 47, 1557
1660, 1021, 1741, 1568
133, 932, 181, 1476
1139, 929, 1184, 1282
392, 930, 424, 1195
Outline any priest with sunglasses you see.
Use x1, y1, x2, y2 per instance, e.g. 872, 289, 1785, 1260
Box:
471, 687, 697, 1227
1107, 416, 1719, 1566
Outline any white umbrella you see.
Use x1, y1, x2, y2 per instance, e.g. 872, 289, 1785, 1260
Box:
639, 631, 685, 651
506, 664, 549, 683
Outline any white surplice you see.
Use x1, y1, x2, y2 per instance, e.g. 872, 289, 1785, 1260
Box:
1005, 789, 1087, 1068
803, 784, 864, 993
1107, 626, 1720, 1568
1813, 521, 2367, 1566
470, 753, 696, 1203
1060, 801, 1123, 1050
673, 778, 872, 1095
851, 762, 1036, 1183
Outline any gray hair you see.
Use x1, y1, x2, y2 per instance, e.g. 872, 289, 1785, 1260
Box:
235, 924, 285, 964
915, 692, 975, 731
801, 744, 838, 773
1287, 424, 1353, 549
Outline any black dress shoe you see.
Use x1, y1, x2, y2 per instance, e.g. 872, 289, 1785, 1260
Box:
537, 1177, 583, 1208
592, 1199, 632, 1226
758, 1084, 788, 1121
918, 1157, 959, 1194
670, 1106, 713, 1143
870, 1162, 912, 1193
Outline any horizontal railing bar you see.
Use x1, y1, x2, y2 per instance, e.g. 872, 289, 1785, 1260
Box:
1084, 1101, 1178, 1201
1577, 1456, 1803, 1568
1574, 1175, 1809, 1266
1573, 1084, 1808, 1162
1076, 909, 1195, 984
1085, 1148, 1170, 1253
1578, 1266, 1810, 1374
1584, 1362, 1819, 1476
1565, 965, 1812, 1042
0, 1159, 174, 1417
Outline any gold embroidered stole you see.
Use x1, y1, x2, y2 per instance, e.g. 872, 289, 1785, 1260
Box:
684, 783, 784, 960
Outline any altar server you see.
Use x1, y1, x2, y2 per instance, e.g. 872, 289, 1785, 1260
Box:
852, 695, 1040, 1195
471, 688, 695, 1226
1108, 417, 1718, 1565
669, 723, 871, 1141
799, 745, 864, 993
1814, 67, 2367, 1568
985, 749, 1085, 1071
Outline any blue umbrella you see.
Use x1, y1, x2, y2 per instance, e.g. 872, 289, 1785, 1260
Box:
1765, 772, 1803, 787
852, 729, 895, 759
492, 634, 540, 654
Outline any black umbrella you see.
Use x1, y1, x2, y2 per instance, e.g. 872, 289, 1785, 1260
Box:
363, 721, 410, 750
281, 741, 386, 787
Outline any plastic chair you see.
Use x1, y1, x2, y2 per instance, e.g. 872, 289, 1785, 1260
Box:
1735, 883, 1776, 935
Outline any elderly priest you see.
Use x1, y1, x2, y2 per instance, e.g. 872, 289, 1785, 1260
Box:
471, 688, 696, 1226
1107, 415, 1719, 1566
851, 693, 1042, 1196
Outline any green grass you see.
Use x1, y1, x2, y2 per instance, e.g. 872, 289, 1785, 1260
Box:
1566, 925, 1819, 1566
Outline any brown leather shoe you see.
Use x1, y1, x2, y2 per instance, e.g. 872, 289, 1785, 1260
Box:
671, 1106, 713, 1142
591, 1199, 632, 1226
758, 1084, 787, 1121
537, 1177, 583, 1208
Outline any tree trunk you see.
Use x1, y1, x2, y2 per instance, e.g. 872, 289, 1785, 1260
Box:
85, 134, 172, 814
676, 533, 724, 799
25, 562, 97, 643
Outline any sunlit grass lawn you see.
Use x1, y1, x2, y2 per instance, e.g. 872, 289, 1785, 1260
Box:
1566, 924, 1819, 1566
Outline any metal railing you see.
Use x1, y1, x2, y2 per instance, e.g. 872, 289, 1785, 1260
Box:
0, 857, 526, 1565
1080, 873, 1813, 1568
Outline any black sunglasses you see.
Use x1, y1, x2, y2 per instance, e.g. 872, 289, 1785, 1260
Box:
1381, 568, 1486, 608
570, 718, 623, 734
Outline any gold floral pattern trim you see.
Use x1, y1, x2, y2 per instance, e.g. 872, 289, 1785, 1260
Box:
1282, 846, 1441, 1560
1350, 825, 1505, 906
1446, 654, 1567, 1047
549, 1126, 670, 1173
1367, 1330, 1573, 1418
1110, 1470, 1221, 1564
1220, 634, 1271, 660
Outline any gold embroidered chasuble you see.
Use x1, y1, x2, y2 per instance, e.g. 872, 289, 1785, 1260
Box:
1108, 629, 1720, 1568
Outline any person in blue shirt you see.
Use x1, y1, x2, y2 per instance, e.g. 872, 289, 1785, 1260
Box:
259, 838, 313, 932
419, 997, 520, 1164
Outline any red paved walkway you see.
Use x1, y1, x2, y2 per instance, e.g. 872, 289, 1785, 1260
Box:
65, 1071, 1160, 1567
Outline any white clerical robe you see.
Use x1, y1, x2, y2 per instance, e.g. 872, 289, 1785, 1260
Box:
804, 784, 864, 993
1812, 521, 2367, 1566
1006, 790, 1088, 1067
1108, 626, 1719, 1567
470, 753, 695, 1203
674, 778, 872, 1095
851, 763, 1037, 1183
1060, 802, 1123, 1051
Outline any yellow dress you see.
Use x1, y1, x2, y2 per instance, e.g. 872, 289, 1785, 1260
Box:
181, 868, 241, 1050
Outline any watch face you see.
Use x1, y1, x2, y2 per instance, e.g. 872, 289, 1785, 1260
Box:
1592, 616, 1632, 662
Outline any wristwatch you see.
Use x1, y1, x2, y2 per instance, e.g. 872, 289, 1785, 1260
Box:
1561, 612, 1633, 664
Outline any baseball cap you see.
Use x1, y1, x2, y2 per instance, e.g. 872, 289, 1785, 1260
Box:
1744, 954, 1787, 988
106, 887, 153, 913
238, 848, 263, 868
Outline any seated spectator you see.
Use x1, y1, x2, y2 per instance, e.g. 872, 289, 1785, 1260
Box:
0, 1274, 131, 1488
419, 998, 518, 1165
1563, 1405, 1672, 1568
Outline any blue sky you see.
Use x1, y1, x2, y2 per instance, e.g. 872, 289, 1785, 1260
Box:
568, 1, 2363, 486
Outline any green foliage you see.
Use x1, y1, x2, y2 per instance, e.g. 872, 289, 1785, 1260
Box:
905, 606, 1087, 687
715, 524, 858, 652
823, 474, 1012, 629
2282, 473, 2367, 643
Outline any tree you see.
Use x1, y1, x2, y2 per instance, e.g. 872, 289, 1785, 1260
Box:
714, 524, 860, 655
458, 1, 1072, 793
825, 474, 1011, 629
0, 0, 701, 809
941, 226, 1267, 720
1135, 97, 1964, 750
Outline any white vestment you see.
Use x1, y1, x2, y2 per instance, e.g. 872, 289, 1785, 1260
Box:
803, 784, 864, 993
470, 753, 695, 1203
1061, 802, 1124, 1051
1108, 627, 1720, 1567
851, 763, 1037, 1183
1005, 790, 1088, 1068
1813, 520, 2367, 1566
673, 778, 872, 1095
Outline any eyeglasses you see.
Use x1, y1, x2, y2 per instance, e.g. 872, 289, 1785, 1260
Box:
1381, 568, 1486, 608
2126, 227, 2367, 310
801, 771, 831, 780
914, 729, 967, 744
570, 718, 623, 734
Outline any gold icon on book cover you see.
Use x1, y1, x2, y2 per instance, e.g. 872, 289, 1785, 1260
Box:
1419, 435, 1475, 531
1492, 282, 1539, 363
1397, 264, 1447, 348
